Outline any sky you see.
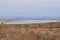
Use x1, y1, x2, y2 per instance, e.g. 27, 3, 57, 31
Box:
0, 0, 60, 17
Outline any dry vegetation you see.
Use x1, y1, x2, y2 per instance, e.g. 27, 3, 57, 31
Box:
0, 22, 60, 40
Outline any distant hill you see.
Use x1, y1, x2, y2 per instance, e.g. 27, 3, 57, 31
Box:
0, 16, 60, 20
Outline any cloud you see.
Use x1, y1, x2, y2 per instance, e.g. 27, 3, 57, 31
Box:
24, 0, 60, 8
19, 9, 24, 12
0, 0, 60, 7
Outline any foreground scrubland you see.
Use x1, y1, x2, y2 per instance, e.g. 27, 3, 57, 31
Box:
0, 22, 60, 40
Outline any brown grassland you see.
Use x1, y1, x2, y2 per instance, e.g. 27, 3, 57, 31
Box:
0, 22, 60, 40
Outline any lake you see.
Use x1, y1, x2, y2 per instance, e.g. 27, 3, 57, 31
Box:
4, 20, 58, 24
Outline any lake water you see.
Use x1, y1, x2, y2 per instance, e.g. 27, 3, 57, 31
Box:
4, 20, 58, 24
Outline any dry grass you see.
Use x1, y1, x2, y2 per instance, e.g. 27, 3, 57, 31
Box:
0, 22, 60, 40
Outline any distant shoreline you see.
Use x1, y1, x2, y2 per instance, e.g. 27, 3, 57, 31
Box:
0, 22, 60, 28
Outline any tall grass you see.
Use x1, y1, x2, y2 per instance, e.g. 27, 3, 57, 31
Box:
0, 22, 60, 40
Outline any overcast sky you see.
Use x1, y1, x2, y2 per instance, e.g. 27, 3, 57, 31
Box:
0, 0, 60, 17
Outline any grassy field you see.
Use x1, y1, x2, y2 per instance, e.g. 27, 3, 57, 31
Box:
0, 22, 60, 40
